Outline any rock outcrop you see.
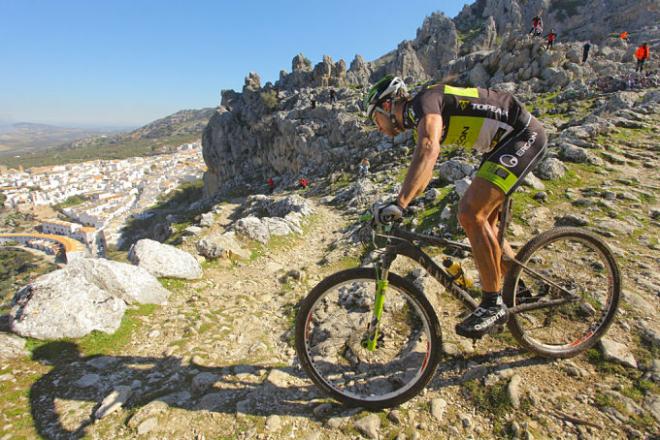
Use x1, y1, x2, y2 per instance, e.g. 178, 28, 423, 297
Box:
7, 257, 171, 339
10, 269, 127, 339
129, 239, 203, 279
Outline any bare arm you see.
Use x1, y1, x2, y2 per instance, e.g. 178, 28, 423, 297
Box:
397, 114, 442, 209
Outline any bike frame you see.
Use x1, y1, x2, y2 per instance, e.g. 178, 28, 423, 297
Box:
363, 194, 581, 350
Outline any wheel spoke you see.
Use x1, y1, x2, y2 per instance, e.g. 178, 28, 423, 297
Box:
299, 275, 436, 405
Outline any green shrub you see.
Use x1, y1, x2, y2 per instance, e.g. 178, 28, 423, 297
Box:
261, 90, 279, 110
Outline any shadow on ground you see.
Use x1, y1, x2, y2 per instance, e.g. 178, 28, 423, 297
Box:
29, 341, 552, 439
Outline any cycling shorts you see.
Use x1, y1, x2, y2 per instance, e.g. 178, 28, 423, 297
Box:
475, 115, 547, 195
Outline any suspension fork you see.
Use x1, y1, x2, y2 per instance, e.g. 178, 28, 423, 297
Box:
364, 251, 395, 351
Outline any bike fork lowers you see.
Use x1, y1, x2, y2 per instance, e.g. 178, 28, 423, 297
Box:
364, 256, 393, 351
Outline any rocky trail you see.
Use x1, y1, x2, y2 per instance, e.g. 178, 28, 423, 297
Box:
2, 151, 659, 439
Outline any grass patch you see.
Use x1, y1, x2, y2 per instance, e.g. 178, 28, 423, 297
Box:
585, 348, 628, 375
52, 194, 90, 210
462, 379, 512, 413
26, 303, 158, 361
159, 277, 189, 291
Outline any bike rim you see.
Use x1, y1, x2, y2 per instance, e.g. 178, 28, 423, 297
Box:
514, 236, 616, 352
303, 278, 433, 403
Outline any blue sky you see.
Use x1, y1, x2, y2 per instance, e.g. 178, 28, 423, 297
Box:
0, 0, 471, 127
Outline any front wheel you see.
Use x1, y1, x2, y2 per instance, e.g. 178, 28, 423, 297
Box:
503, 227, 621, 358
295, 268, 442, 409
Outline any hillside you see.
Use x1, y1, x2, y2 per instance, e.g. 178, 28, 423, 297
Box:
1, 108, 214, 169
0, 122, 121, 158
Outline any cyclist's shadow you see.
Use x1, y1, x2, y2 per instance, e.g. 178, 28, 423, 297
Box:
30, 342, 316, 439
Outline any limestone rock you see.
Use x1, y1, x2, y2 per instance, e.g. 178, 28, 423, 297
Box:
234, 216, 270, 243
129, 239, 202, 280
196, 231, 251, 260
600, 338, 637, 369
438, 159, 474, 183
535, 157, 566, 180
10, 269, 126, 339
559, 143, 590, 163
95, 386, 132, 419
0, 333, 27, 360
431, 398, 447, 421
66, 258, 170, 305
354, 413, 381, 439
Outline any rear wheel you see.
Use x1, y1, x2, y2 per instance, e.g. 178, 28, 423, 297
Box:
503, 227, 621, 358
295, 268, 442, 409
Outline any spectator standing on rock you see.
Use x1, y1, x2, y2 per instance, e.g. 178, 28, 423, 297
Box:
619, 31, 629, 44
582, 41, 591, 63
635, 43, 650, 73
267, 177, 275, 194
358, 158, 370, 179
298, 177, 309, 190
529, 15, 543, 37
329, 88, 337, 104
310, 97, 316, 109
546, 29, 557, 50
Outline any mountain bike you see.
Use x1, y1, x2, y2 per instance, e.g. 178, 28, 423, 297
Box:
295, 193, 621, 409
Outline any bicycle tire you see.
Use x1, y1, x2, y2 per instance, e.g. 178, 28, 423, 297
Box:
295, 268, 442, 409
502, 227, 621, 358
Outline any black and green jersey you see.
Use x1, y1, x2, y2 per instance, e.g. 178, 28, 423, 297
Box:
403, 84, 531, 153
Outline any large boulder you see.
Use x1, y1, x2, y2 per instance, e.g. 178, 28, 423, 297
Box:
128, 239, 203, 280
66, 258, 170, 305
10, 269, 126, 339
234, 216, 270, 243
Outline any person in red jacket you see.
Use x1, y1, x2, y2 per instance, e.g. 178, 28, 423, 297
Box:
635, 43, 650, 73
267, 177, 275, 194
298, 177, 309, 189
546, 29, 557, 50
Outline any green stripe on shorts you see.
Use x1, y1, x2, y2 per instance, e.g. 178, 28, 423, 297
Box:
476, 161, 518, 194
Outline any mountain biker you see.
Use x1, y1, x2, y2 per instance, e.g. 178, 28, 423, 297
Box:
365, 76, 547, 339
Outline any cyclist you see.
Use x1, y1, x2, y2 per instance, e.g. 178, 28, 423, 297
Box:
365, 76, 547, 338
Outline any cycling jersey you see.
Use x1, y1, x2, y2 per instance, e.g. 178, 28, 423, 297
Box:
403, 84, 530, 154
402, 84, 547, 195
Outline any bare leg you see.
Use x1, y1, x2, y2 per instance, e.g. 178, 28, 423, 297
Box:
458, 178, 506, 292
487, 209, 515, 283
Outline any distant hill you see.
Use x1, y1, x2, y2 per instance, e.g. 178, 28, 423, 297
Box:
1, 108, 215, 169
0, 122, 121, 158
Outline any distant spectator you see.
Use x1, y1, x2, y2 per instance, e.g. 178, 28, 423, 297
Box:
529, 15, 543, 37
619, 31, 629, 43
546, 29, 557, 50
298, 177, 309, 189
310, 97, 316, 109
329, 88, 337, 104
267, 177, 275, 194
582, 41, 591, 63
635, 43, 650, 73
358, 158, 370, 179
